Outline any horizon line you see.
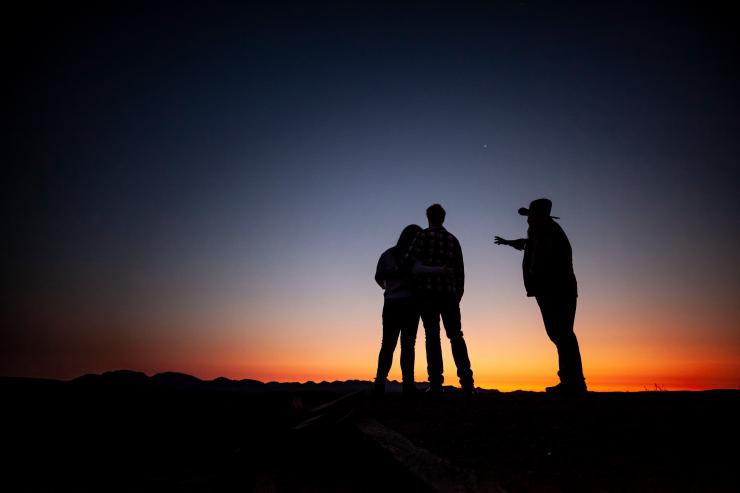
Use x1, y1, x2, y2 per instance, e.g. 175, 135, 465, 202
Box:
2, 369, 737, 393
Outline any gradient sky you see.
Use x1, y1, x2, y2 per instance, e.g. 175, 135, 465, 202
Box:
5, 1, 739, 390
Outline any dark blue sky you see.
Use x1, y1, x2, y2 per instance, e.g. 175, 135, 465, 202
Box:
5, 1, 739, 385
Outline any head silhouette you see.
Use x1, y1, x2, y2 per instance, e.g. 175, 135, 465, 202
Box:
395, 224, 422, 260
426, 203, 446, 227
518, 198, 556, 226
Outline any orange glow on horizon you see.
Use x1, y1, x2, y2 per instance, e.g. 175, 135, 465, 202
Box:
5, 291, 739, 392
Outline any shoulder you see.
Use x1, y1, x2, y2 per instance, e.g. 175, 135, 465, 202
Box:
424, 227, 451, 238
551, 221, 569, 239
443, 229, 460, 244
379, 247, 395, 262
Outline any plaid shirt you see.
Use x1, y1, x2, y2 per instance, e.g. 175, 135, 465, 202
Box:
404, 226, 465, 298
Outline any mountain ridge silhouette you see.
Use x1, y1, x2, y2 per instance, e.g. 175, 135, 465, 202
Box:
63, 369, 411, 393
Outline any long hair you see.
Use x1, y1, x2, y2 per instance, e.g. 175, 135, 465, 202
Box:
393, 224, 422, 262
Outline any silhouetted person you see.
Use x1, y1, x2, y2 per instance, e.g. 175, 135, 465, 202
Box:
374, 225, 423, 396
405, 204, 475, 394
494, 198, 587, 395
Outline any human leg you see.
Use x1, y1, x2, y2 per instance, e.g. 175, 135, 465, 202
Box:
399, 298, 420, 388
557, 297, 585, 385
421, 299, 444, 389
375, 299, 402, 393
440, 298, 474, 389
537, 296, 585, 390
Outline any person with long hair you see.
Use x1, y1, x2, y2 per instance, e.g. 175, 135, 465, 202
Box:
373, 224, 433, 396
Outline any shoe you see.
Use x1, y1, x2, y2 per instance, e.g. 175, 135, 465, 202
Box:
545, 383, 563, 393
545, 382, 587, 395
461, 385, 478, 396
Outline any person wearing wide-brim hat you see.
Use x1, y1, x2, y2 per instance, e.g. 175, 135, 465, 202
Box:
494, 198, 587, 395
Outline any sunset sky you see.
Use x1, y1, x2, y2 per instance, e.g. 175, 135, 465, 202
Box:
5, 1, 739, 391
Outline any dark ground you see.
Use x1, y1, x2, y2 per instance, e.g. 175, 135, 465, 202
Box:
1, 373, 737, 492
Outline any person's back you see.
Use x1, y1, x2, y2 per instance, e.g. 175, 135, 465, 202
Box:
410, 226, 464, 299
406, 204, 474, 393
523, 218, 577, 298
375, 247, 415, 299
373, 225, 423, 396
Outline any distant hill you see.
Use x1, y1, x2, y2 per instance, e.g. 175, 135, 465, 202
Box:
66, 369, 387, 393
2, 370, 500, 394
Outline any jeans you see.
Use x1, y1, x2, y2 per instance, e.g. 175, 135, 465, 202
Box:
420, 294, 474, 388
536, 296, 585, 384
376, 297, 420, 385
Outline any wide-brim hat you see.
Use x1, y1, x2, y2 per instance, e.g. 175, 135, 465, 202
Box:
518, 198, 559, 219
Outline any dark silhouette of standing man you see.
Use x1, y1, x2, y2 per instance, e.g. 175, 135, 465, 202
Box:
494, 199, 587, 395
406, 204, 475, 394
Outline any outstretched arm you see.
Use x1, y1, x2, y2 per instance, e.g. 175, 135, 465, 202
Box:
493, 236, 527, 251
